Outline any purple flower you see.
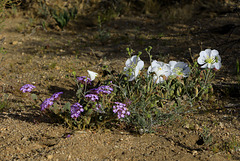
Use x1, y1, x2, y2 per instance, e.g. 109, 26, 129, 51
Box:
40, 98, 54, 111
20, 84, 36, 93
77, 76, 92, 85
66, 134, 71, 138
94, 103, 104, 113
70, 103, 84, 119
85, 94, 99, 102
90, 85, 113, 95
113, 102, 130, 119
50, 92, 63, 101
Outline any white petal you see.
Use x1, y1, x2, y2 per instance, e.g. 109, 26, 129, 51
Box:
137, 60, 144, 70
199, 51, 207, 59
177, 62, 187, 69
214, 62, 222, 70
207, 63, 214, 69
128, 72, 135, 81
152, 75, 158, 83
201, 63, 208, 68
125, 59, 131, 67
134, 68, 140, 78
130, 55, 138, 64
151, 60, 158, 67
197, 56, 205, 65
87, 70, 98, 81
213, 54, 221, 64
147, 65, 152, 74
169, 61, 177, 70
204, 49, 211, 57
210, 49, 219, 57
158, 76, 164, 83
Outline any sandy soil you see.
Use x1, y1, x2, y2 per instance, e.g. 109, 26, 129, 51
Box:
0, 1, 240, 160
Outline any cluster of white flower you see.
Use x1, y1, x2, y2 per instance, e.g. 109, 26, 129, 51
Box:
197, 49, 222, 70
124, 49, 222, 83
123, 55, 144, 81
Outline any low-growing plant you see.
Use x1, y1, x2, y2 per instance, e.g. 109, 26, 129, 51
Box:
21, 46, 222, 133
96, 15, 110, 43
51, 7, 78, 30
199, 126, 213, 146
0, 93, 9, 112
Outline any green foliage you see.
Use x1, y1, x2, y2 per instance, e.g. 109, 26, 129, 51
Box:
51, 7, 78, 30
0, 94, 9, 112
97, 16, 110, 43
69, 7, 78, 19
0, 0, 7, 31
52, 9, 70, 30
200, 126, 213, 145
37, 1, 51, 19
27, 46, 219, 133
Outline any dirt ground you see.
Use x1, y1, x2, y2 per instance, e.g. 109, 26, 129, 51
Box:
0, 0, 240, 160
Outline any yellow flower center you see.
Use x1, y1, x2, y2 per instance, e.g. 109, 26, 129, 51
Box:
173, 67, 183, 76
205, 56, 215, 64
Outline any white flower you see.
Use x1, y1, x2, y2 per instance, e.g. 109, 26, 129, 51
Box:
169, 61, 190, 77
87, 70, 98, 81
124, 55, 144, 81
197, 49, 221, 70
147, 60, 171, 84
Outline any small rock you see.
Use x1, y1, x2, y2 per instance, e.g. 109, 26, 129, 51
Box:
47, 154, 53, 160
195, 124, 200, 130
192, 150, 198, 155
60, 49, 65, 52
94, 51, 105, 58
11, 41, 18, 45
219, 122, 224, 129
184, 123, 190, 129
55, 66, 60, 70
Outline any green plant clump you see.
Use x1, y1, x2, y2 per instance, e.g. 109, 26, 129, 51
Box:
51, 7, 78, 30
21, 46, 222, 133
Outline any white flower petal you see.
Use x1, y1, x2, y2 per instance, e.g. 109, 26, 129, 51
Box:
151, 60, 159, 67
201, 63, 208, 68
87, 70, 98, 81
197, 56, 205, 65
210, 49, 219, 57
169, 61, 178, 70
204, 49, 212, 57
137, 60, 144, 70
214, 62, 222, 70
207, 63, 213, 69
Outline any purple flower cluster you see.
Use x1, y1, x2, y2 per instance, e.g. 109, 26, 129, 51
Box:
40, 92, 63, 111
113, 102, 130, 119
40, 98, 54, 111
85, 94, 99, 102
50, 92, 63, 101
20, 84, 36, 93
70, 103, 84, 119
77, 76, 92, 85
90, 85, 113, 95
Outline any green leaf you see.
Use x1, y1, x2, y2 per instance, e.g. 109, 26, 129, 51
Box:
52, 102, 59, 114
31, 94, 38, 100
63, 102, 71, 111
